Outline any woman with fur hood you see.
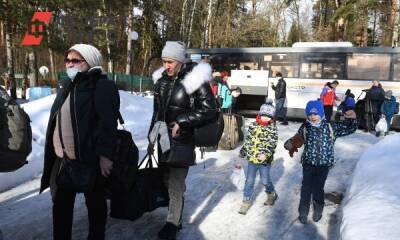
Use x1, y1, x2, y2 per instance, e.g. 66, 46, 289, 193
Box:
147, 41, 217, 240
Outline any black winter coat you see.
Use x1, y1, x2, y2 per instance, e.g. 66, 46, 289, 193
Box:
366, 85, 385, 114
272, 78, 286, 99
150, 62, 217, 166
40, 69, 120, 193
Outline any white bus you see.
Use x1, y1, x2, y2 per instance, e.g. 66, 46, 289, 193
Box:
187, 43, 400, 130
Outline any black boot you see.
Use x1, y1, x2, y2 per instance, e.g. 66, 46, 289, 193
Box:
312, 201, 324, 222
158, 222, 180, 240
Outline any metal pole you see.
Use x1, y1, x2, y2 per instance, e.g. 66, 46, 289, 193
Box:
130, 39, 134, 94
139, 76, 142, 93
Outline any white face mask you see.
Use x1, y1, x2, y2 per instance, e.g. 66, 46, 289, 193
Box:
66, 67, 81, 81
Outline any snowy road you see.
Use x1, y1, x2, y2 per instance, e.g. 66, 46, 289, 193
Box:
0, 120, 379, 240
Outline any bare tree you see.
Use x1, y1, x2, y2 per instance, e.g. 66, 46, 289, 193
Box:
126, 1, 134, 74
5, 21, 16, 99
187, 0, 197, 47
180, 0, 188, 40
392, 0, 399, 47
204, 0, 213, 48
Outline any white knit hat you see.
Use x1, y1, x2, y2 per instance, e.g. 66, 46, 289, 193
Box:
67, 44, 103, 68
161, 41, 186, 63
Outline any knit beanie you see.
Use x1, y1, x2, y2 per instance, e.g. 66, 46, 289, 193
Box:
305, 100, 325, 119
161, 41, 186, 63
67, 44, 103, 68
259, 100, 275, 117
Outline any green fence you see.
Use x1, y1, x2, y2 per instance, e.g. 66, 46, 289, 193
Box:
57, 72, 154, 92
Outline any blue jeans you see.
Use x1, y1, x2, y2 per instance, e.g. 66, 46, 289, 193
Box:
243, 162, 275, 201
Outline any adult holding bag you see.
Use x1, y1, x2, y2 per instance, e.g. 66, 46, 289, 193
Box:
148, 41, 217, 240
40, 44, 120, 240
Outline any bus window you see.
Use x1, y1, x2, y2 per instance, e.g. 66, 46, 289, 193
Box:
209, 53, 259, 72
392, 54, 400, 81
300, 53, 345, 79
270, 53, 299, 78
347, 54, 390, 80
301, 63, 322, 78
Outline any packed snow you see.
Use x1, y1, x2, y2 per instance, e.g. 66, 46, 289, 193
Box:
0, 91, 398, 240
340, 134, 400, 240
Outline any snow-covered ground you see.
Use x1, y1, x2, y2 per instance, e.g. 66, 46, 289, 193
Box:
340, 134, 400, 240
0, 91, 398, 240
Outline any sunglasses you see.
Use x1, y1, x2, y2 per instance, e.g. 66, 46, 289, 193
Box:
64, 58, 86, 64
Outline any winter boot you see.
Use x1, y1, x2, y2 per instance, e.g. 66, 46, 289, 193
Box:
238, 200, 251, 215
158, 222, 180, 240
298, 215, 308, 224
312, 201, 324, 222
264, 192, 278, 206
298, 203, 310, 224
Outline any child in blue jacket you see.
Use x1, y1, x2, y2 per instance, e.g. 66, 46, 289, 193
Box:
381, 90, 398, 134
284, 100, 358, 224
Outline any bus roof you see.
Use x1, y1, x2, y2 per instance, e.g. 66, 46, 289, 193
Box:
186, 47, 400, 54
292, 42, 353, 47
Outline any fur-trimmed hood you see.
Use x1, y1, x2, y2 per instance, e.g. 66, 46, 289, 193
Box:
152, 62, 212, 95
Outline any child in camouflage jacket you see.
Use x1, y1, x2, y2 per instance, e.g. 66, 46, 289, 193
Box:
238, 101, 278, 215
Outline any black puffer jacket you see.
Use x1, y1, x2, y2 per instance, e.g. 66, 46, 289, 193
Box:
149, 62, 217, 165
272, 77, 286, 99
40, 68, 120, 194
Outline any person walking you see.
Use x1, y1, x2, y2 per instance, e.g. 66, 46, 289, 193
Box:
380, 90, 397, 135
148, 41, 217, 240
284, 100, 358, 224
271, 72, 288, 125
238, 101, 278, 215
320, 80, 339, 123
40, 44, 120, 240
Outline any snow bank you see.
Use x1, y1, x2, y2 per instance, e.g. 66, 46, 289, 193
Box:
340, 133, 400, 240
0, 91, 153, 192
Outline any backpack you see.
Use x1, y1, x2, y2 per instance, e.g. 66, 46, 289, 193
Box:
0, 86, 32, 172
190, 97, 224, 147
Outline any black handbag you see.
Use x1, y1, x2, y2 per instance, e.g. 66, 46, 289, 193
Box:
110, 153, 169, 221
166, 139, 196, 167
56, 157, 98, 193
55, 110, 98, 193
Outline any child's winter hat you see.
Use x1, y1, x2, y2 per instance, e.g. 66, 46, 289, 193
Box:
259, 99, 275, 117
385, 90, 393, 99
305, 100, 324, 118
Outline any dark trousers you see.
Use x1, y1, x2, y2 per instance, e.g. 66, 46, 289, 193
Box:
53, 184, 107, 240
298, 164, 330, 217
324, 105, 333, 123
275, 98, 287, 122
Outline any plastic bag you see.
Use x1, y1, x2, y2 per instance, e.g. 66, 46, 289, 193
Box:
230, 158, 246, 191
375, 116, 388, 133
